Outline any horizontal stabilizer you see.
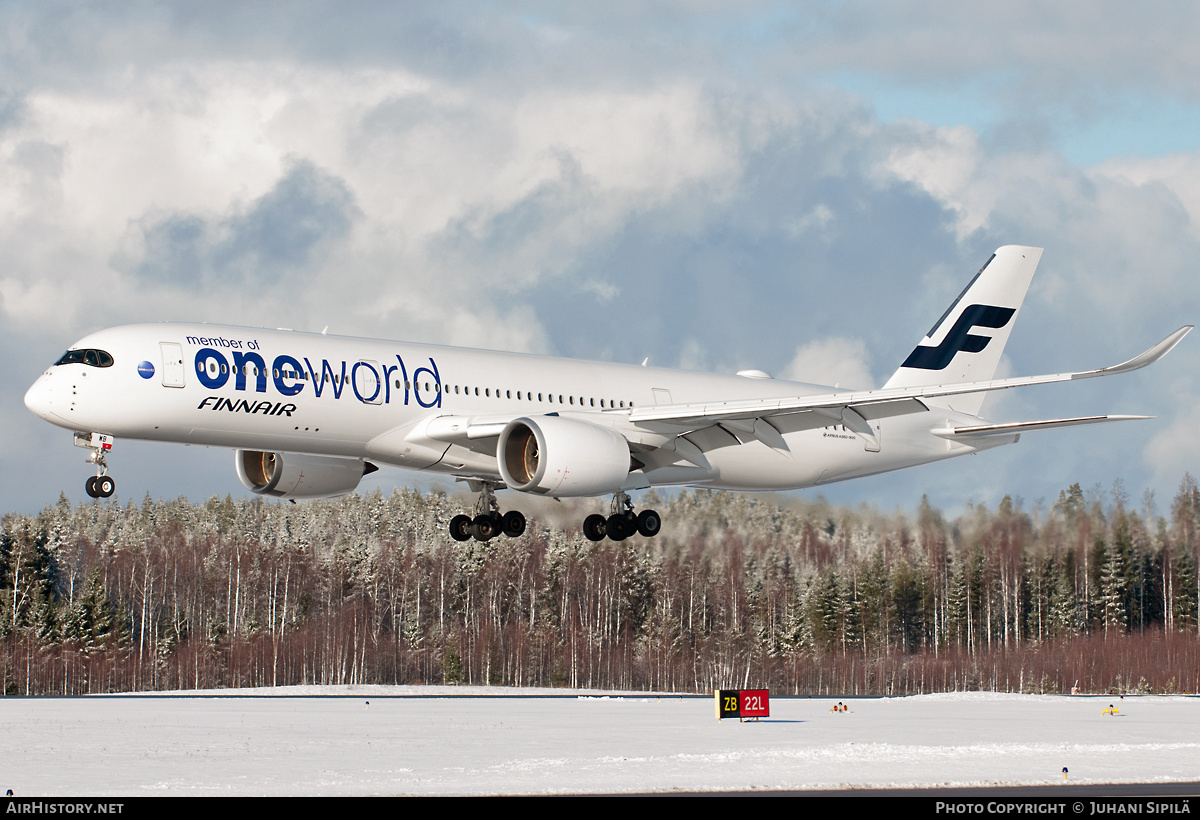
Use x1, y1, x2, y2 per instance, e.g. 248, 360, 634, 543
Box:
930, 415, 1152, 442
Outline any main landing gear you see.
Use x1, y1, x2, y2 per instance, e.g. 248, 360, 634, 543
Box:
446, 486, 662, 544
75, 432, 116, 499
582, 491, 661, 542
448, 482, 526, 543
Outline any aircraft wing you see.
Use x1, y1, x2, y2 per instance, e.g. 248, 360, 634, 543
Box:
627, 326, 1192, 427
395, 326, 1187, 471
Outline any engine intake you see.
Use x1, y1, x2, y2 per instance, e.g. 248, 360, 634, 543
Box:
235, 450, 377, 500
497, 416, 632, 497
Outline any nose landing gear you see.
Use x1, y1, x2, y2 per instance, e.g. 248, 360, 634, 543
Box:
449, 482, 527, 542
582, 491, 661, 542
85, 474, 116, 499
75, 432, 116, 499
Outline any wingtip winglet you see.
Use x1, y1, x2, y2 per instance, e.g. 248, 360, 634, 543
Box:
1086, 325, 1193, 378
1143, 325, 1192, 363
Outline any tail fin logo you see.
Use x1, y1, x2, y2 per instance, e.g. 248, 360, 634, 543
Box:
901, 304, 1016, 371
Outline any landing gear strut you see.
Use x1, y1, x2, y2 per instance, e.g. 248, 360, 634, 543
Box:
449, 482, 526, 543
582, 491, 661, 542
76, 432, 116, 499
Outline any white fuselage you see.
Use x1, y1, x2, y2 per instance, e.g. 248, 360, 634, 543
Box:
24, 322, 998, 496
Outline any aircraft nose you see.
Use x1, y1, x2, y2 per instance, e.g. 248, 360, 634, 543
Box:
24, 373, 56, 421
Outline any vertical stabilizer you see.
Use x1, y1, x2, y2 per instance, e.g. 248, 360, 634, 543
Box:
883, 245, 1043, 416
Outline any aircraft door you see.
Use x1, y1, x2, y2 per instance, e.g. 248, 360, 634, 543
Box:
159, 343, 185, 388
353, 359, 383, 405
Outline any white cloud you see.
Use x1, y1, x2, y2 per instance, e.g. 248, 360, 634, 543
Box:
794, 1, 1200, 100
883, 124, 989, 238
1094, 153, 1200, 239
1146, 413, 1200, 489
781, 336, 874, 389
784, 203, 835, 239
5, 3, 1200, 516
1143, 370, 1200, 489
677, 338, 710, 372
0, 59, 751, 335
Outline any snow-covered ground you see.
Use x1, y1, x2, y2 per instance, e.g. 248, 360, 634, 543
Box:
3, 688, 1198, 795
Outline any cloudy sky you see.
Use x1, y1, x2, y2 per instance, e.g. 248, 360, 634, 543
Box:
4, 2, 1199, 519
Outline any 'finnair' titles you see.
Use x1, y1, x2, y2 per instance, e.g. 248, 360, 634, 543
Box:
25, 246, 1191, 544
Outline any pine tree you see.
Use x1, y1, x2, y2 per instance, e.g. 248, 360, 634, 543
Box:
805, 570, 842, 652
891, 557, 927, 653
1055, 483, 1085, 520
1171, 475, 1200, 632
1099, 542, 1128, 633
1172, 550, 1198, 631
63, 570, 116, 654
1046, 554, 1078, 639
1, 519, 56, 638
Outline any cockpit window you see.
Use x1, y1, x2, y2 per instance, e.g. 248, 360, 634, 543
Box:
55, 349, 115, 368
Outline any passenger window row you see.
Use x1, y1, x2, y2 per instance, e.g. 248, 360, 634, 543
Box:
395, 380, 631, 408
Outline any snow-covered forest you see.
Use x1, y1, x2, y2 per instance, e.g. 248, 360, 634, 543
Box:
4, 479, 1200, 697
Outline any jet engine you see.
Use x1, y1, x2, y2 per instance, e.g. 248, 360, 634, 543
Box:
235, 450, 378, 500
497, 416, 633, 497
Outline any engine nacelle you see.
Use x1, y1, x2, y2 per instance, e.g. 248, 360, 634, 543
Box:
497, 416, 632, 497
235, 450, 377, 500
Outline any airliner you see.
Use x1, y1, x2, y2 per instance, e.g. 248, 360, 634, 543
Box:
24, 246, 1190, 543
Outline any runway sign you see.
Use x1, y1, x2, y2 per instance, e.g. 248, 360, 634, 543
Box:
715, 688, 769, 721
